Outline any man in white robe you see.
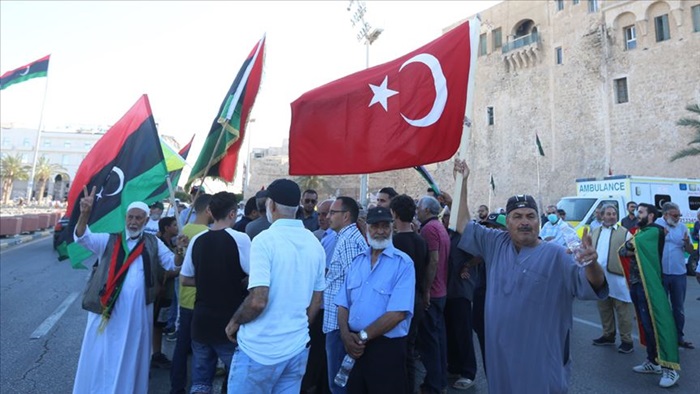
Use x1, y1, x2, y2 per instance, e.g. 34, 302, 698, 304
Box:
72, 186, 181, 394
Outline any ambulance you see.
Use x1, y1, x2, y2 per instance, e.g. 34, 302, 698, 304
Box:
556, 175, 699, 237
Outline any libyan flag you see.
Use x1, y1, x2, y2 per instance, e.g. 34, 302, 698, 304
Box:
187, 35, 265, 186
0, 55, 50, 90
56, 95, 170, 268
630, 225, 680, 370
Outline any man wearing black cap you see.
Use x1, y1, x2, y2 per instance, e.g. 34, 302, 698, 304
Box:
226, 179, 326, 393
452, 159, 608, 394
335, 207, 415, 393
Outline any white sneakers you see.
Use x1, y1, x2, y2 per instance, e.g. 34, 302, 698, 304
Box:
632, 361, 661, 374
659, 368, 680, 388
632, 361, 680, 388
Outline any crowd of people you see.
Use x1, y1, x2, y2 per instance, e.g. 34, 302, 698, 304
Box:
70, 160, 697, 393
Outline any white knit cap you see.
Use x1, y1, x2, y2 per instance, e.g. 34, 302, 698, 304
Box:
126, 201, 149, 215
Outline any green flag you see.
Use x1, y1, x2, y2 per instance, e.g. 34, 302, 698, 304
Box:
536, 133, 545, 156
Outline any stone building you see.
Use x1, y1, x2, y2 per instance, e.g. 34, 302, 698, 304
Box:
441, 0, 700, 210
244, 0, 699, 210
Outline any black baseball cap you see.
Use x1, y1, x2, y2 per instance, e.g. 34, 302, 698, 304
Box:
506, 195, 538, 214
366, 207, 393, 224
261, 179, 301, 207
149, 201, 164, 210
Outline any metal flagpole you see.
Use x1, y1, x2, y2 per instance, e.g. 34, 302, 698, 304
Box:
26, 75, 50, 202
536, 144, 542, 210
488, 174, 492, 212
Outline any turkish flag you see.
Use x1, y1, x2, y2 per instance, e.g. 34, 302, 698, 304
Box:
289, 19, 479, 175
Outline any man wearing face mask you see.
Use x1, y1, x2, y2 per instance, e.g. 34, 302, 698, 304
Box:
144, 201, 164, 235
654, 202, 695, 350
620, 203, 680, 387
539, 205, 572, 246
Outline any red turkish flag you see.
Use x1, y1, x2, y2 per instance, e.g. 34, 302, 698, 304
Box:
289, 20, 479, 175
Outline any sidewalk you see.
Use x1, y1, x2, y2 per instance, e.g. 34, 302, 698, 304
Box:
0, 229, 53, 251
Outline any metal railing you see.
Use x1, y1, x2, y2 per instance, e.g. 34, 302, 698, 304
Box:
502, 31, 540, 54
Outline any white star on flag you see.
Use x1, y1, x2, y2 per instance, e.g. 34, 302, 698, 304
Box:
368, 76, 399, 111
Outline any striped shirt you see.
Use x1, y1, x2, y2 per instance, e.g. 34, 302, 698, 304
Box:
323, 223, 367, 333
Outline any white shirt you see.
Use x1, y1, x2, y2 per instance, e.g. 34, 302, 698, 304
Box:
238, 219, 325, 365
595, 225, 632, 303
181, 228, 251, 277
143, 218, 159, 235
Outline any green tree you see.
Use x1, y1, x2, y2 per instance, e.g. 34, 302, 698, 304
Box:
670, 103, 700, 162
0, 154, 30, 204
33, 156, 66, 204
295, 176, 332, 197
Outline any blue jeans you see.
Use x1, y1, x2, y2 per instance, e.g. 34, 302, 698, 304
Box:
418, 297, 447, 394
227, 347, 309, 394
629, 283, 657, 364
325, 330, 347, 394
190, 340, 236, 393
662, 274, 686, 342
170, 307, 193, 394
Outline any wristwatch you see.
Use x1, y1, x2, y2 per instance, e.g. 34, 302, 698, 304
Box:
358, 329, 369, 343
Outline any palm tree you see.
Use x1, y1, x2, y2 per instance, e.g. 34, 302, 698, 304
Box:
33, 156, 66, 204
0, 154, 30, 204
295, 176, 333, 197
670, 103, 700, 162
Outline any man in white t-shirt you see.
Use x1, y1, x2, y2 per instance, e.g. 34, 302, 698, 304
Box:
226, 178, 325, 393
144, 201, 163, 235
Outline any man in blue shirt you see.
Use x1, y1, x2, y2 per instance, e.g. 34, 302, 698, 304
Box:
335, 207, 416, 393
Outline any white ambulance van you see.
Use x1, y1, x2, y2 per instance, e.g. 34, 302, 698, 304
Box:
556, 175, 699, 234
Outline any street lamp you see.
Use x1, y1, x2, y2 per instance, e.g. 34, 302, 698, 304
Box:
348, 0, 382, 208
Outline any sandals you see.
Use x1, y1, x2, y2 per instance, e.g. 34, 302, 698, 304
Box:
678, 341, 695, 349
452, 377, 475, 390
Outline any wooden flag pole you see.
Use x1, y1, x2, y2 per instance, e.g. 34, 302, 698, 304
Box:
165, 175, 183, 234
183, 120, 230, 225
448, 16, 481, 231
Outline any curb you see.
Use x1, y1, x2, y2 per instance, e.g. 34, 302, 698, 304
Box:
0, 230, 53, 251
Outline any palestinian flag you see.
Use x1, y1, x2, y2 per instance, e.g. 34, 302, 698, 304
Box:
56, 95, 170, 268
536, 133, 545, 156
0, 55, 50, 90
187, 35, 265, 186
170, 135, 194, 187
631, 225, 680, 370
414, 165, 440, 196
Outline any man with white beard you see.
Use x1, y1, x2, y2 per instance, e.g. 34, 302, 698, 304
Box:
335, 206, 416, 393
72, 186, 183, 394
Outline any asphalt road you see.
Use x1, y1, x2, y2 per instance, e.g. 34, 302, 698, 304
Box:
1, 237, 698, 393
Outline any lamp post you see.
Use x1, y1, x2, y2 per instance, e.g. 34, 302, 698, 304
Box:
348, 0, 382, 208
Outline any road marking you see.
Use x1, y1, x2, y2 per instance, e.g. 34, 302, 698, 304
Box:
0, 236, 51, 254
574, 317, 640, 340
30, 291, 79, 339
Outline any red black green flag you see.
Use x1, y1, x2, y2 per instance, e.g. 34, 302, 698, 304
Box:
0, 55, 50, 90
170, 134, 194, 186
187, 35, 265, 186
414, 165, 440, 196
56, 95, 170, 268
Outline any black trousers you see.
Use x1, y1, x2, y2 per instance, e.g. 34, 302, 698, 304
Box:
444, 297, 477, 380
301, 314, 330, 394
347, 336, 407, 394
406, 299, 424, 394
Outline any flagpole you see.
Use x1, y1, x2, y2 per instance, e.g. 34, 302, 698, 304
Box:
448, 16, 481, 231
184, 121, 229, 225
488, 175, 492, 212
26, 75, 50, 202
165, 176, 184, 233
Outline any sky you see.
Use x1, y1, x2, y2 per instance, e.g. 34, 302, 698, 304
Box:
1, 0, 499, 191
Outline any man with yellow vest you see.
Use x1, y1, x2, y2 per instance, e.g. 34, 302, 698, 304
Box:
590, 203, 634, 353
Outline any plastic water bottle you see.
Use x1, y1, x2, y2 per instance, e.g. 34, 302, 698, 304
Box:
561, 226, 591, 266
334, 354, 355, 387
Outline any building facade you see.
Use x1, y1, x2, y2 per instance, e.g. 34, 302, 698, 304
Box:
441, 0, 700, 210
